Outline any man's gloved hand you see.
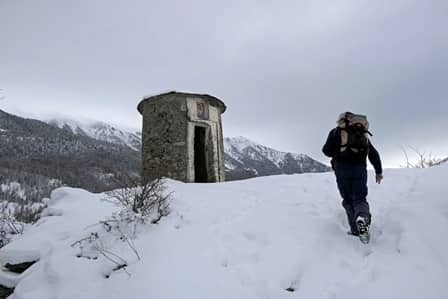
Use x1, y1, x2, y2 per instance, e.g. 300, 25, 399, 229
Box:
376, 174, 383, 184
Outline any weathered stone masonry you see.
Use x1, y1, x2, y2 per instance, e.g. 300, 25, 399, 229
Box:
137, 92, 226, 183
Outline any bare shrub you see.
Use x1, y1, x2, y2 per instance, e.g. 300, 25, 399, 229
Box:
13, 204, 45, 223
71, 174, 172, 277
0, 203, 24, 248
105, 175, 171, 224
71, 226, 135, 278
401, 146, 443, 168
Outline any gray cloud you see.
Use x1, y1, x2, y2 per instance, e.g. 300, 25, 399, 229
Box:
1, 0, 447, 167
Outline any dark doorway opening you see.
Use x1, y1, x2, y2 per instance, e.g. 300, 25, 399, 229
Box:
194, 126, 208, 183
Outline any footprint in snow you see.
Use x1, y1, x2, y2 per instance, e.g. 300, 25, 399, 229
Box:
242, 231, 270, 247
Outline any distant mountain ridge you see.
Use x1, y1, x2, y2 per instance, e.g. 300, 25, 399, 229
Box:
435, 157, 448, 166
47, 118, 141, 151
46, 118, 330, 180
224, 136, 330, 180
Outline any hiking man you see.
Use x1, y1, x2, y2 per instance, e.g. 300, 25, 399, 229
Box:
322, 112, 383, 243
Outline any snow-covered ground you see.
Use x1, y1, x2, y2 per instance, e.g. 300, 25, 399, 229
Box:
1, 165, 448, 299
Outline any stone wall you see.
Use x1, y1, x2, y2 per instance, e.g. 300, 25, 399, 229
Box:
141, 95, 188, 182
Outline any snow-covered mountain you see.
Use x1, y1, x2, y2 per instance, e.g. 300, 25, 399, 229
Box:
224, 136, 330, 180
47, 118, 141, 151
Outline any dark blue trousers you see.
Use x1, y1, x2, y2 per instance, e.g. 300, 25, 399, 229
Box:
334, 162, 371, 233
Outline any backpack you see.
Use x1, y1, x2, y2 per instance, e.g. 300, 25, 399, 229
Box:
336, 112, 372, 158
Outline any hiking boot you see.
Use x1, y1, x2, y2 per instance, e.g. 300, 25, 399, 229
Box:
356, 216, 370, 244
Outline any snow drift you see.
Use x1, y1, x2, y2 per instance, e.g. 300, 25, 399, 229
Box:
1, 165, 448, 299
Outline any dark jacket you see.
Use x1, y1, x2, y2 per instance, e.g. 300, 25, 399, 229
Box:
322, 128, 382, 175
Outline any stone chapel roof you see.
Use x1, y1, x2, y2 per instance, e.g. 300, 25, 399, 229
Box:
137, 91, 227, 114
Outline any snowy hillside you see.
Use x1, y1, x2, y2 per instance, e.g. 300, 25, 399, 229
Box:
1, 165, 447, 299
224, 136, 330, 180
436, 157, 448, 166
47, 118, 141, 151
0, 110, 140, 195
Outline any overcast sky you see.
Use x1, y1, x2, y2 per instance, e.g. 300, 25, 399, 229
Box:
1, 0, 447, 167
